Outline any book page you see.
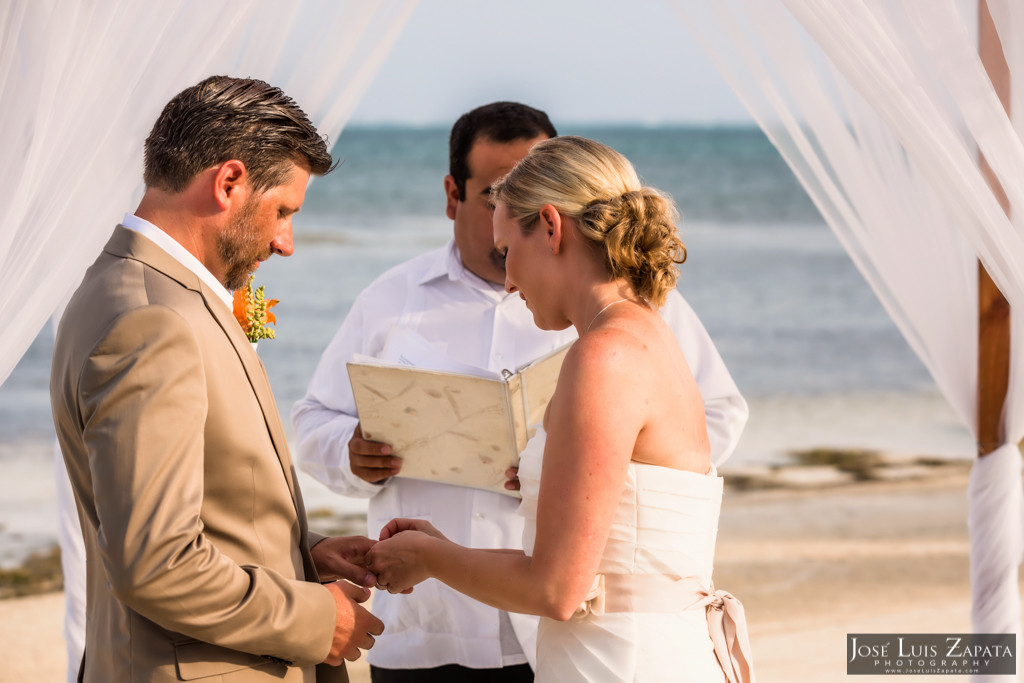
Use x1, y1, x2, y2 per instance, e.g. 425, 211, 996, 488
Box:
346, 339, 572, 497
381, 326, 497, 379
347, 363, 520, 496
519, 343, 573, 427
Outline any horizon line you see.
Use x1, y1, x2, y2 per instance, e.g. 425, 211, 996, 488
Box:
343, 119, 760, 130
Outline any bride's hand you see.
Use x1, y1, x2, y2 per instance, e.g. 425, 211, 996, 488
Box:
379, 517, 448, 542
365, 530, 438, 594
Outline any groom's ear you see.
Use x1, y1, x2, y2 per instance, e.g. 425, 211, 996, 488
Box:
539, 205, 562, 254
212, 160, 249, 211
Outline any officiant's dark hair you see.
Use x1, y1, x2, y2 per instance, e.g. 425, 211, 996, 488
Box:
449, 102, 557, 200
143, 75, 334, 193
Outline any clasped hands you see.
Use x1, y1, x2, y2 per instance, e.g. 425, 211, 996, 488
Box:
314, 520, 444, 595
364, 517, 450, 594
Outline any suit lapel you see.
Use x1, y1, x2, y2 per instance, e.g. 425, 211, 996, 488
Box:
202, 286, 301, 494
105, 226, 302, 507
205, 305, 319, 581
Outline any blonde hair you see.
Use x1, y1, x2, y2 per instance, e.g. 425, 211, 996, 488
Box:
491, 136, 686, 307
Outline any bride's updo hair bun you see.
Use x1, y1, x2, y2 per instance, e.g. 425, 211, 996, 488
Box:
491, 136, 686, 307
580, 189, 685, 308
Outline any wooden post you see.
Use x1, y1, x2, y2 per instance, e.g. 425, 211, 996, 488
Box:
977, 0, 1012, 457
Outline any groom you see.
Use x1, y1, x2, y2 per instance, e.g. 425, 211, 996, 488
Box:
50, 75, 384, 682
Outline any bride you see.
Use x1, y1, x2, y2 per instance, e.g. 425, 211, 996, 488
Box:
366, 136, 754, 683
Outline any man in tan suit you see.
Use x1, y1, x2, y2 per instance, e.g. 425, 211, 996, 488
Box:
50, 75, 384, 682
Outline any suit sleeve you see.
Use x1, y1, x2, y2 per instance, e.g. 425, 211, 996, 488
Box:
661, 290, 749, 465
78, 304, 335, 665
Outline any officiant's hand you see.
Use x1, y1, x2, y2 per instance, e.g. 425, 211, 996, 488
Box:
349, 423, 402, 483
505, 466, 521, 491
312, 535, 378, 587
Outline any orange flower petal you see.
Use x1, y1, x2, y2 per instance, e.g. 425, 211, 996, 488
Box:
232, 288, 251, 332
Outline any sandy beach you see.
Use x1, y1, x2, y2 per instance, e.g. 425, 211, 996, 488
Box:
3, 455, 1013, 683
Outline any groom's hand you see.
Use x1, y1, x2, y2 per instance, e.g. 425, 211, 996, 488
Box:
349, 423, 402, 483
312, 536, 378, 587
323, 581, 384, 665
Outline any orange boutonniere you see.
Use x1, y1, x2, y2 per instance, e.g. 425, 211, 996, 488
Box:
233, 275, 279, 343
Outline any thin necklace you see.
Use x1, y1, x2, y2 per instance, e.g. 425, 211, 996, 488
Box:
586, 296, 636, 332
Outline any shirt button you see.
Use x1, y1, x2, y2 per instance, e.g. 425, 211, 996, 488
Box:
474, 513, 485, 520
494, 353, 503, 361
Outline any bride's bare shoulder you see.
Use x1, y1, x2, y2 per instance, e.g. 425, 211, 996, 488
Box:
561, 322, 653, 384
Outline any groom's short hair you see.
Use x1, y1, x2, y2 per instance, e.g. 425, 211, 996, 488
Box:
143, 75, 334, 193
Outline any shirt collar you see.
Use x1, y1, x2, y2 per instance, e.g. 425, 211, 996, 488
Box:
121, 213, 234, 309
416, 238, 459, 285
419, 239, 510, 297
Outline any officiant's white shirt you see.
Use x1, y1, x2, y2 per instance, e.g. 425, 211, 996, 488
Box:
292, 239, 748, 671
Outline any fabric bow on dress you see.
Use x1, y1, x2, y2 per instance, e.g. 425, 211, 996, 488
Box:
571, 573, 756, 683
697, 585, 756, 683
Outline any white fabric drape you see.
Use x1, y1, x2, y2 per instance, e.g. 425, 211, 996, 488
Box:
2, 3, 417, 680
667, 0, 1023, 673
0, 0, 418, 388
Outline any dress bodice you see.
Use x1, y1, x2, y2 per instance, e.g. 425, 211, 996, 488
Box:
518, 430, 723, 587
516, 430, 733, 682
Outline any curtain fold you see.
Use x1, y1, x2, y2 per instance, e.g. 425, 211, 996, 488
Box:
668, 0, 1023, 672
0, 0, 418, 387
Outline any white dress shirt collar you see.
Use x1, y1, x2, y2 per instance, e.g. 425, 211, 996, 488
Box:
421, 239, 510, 299
121, 213, 233, 310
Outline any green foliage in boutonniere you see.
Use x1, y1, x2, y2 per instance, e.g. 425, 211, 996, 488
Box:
233, 275, 279, 342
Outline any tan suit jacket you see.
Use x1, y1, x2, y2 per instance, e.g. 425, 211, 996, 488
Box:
51, 226, 349, 682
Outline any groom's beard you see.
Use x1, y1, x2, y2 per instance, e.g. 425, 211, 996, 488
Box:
218, 198, 270, 291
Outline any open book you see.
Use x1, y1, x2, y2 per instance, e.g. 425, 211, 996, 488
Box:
347, 329, 572, 497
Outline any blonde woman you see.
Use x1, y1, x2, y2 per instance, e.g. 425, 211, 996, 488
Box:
366, 137, 753, 683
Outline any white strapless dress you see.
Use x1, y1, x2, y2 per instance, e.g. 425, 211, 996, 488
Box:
517, 435, 733, 683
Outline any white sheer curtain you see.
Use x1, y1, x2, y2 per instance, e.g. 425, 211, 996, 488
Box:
2, 3, 417, 679
0, 0, 417, 388
667, 0, 1023, 672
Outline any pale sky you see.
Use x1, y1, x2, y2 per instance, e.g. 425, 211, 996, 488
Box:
349, 0, 752, 126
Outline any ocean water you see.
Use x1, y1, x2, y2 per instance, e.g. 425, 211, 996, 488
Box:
0, 126, 973, 564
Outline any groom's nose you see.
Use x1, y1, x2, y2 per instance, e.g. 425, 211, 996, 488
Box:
271, 223, 294, 257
